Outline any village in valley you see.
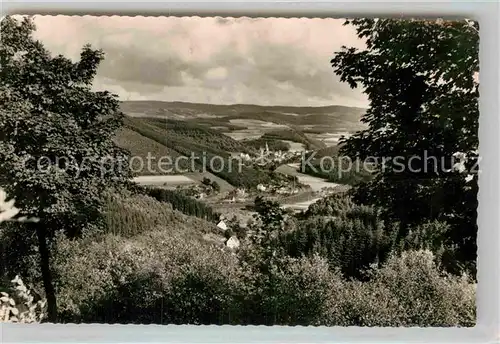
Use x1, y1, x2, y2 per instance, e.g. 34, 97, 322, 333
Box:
132, 133, 353, 251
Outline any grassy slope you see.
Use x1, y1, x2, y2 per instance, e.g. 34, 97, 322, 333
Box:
274, 164, 300, 176
143, 117, 253, 154
117, 117, 276, 189
113, 127, 189, 175
104, 190, 223, 240
113, 127, 233, 191
261, 129, 327, 150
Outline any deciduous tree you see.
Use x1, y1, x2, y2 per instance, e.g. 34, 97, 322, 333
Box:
331, 18, 479, 273
0, 16, 132, 321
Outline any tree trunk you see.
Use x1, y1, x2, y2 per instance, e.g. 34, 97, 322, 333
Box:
34, 224, 57, 322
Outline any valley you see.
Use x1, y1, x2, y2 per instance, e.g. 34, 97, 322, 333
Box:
117, 100, 363, 225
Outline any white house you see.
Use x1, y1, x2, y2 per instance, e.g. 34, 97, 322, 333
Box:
222, 196, 235, 204
217, 220, 228, 231
256, 184, 267, 192
239, 153, 251, 161
226, 236, 240, 250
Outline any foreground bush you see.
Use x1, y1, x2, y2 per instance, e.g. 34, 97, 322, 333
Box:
238, 254, 343, 326
2, 186, 476, 327
330, 250, 476, 327
52, 229, 243, 324
52, 224, 476, 327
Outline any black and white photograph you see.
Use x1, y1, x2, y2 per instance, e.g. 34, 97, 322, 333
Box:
0, 15, 479, 327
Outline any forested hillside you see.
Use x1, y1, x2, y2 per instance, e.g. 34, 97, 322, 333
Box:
118, 116, 296, 188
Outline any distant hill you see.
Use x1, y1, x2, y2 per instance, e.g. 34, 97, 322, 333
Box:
119, 100, 367, 133
120, 100, 367, 116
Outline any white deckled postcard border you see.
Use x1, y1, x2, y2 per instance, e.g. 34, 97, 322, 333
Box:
0, 1, 498, 343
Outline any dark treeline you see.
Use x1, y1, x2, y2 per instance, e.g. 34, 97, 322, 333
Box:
145, 187, 220, 223
244, 138, 292, 152
280, 198, 396, 280
281, 191, 471, 279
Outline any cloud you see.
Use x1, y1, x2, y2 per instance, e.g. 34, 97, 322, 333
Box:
30, 15, 368, 107
205, 67, 228, 80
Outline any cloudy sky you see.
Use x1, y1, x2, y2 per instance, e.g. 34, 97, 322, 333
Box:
30, 15, 368, 107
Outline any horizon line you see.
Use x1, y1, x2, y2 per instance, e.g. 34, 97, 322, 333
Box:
120, 99, 369, 110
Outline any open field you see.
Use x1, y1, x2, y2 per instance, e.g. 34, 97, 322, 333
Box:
184, 171, 235, 193
281, 198, 322, 211
283, 140, 306, 152
275, 164, 300, 176
277, 163, 342, 192
113, 127, 188, 175
132, 175, 197, 186
295, 174, 338, 192
308, 132, 349, 146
